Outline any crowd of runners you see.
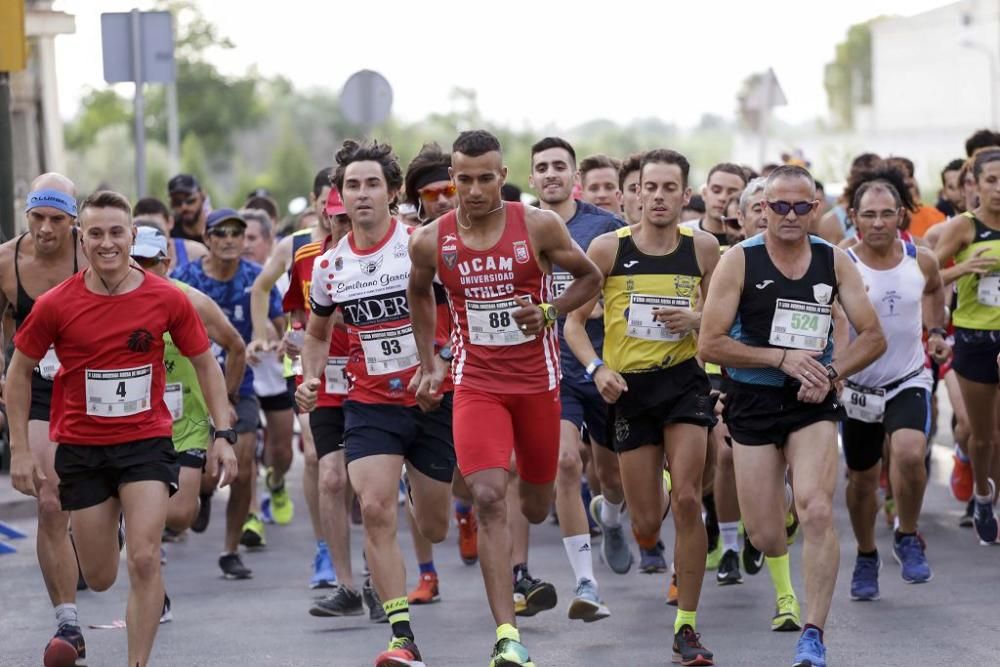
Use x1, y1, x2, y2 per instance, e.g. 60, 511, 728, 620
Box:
7, 125, 1000, 667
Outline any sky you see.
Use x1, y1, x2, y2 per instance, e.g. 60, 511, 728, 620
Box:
50, 0, 953, 130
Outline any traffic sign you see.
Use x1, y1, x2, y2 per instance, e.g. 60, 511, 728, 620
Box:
340, 70, 393, 128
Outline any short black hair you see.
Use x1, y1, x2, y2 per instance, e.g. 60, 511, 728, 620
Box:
640, 149, 691, 187
452, 130, 502, 158
501, 183, 522, 202
706, 162, 747, 187
133, 197, 171, 220
685, 194, 705, 213
530, 137, 576, 166
312, 167, 334, 198
618, 153, 642, 191
885, 156, 915, 179
845, 164, 916, 212
942, 158, 966, 183
966, 129, 1000, 158
579, 154, 621, 183
243, 195, 279, 222
850, 153, 882, 174
332, 140, 403, 204
404, 142, 451, 206
973, 148, 1000, 179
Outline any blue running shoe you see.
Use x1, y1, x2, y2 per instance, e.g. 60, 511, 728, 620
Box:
792, 627, 826, 667
849, 553, 880, 601
639, 540, 668, 574
973, 479, 999, 545
310, 541, 336, 589
892, 533, 931, 583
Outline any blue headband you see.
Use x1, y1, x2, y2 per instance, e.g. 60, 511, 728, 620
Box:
25, 189, 78, 218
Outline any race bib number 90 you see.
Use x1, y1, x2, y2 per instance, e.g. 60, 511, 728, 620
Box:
769, 299, 832, 351
359, 325, 419, 375
86, 365, 153, 418
626, 294, 691, 341
841, 382, 886, 423
467, 298, 533, 346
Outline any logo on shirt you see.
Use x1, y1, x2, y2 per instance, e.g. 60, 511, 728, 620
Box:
334, 257, 344, 271
127, 329, 154, 353
980, 230, 992, 239
442, 243, 458, 270
755, 280, 774, 290
882, 290, 901, 316
392, 242, 408, 259
388, 377, 404, 396
674, 275, 697, 298
359, 255, 384, 275
513, 240, 530, 264
812, 283, 833, 305
624, 260, 639, 269
442, 233, 457, 244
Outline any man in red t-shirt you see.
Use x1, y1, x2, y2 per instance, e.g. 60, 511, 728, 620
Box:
7, 191, 237, 667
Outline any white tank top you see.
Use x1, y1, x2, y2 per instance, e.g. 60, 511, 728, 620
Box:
847, 241, 932, 397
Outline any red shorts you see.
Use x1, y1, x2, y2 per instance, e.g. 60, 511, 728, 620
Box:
452, 385, 560, 485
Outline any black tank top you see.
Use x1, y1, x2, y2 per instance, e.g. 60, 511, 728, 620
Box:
13, 228, 79, 329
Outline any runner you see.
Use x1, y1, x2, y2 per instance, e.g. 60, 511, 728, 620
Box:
0, 173, 89, 666
685, 163, 748, 251
7, 190, 237, 667
936, 158, 968, 218
578, 153, 623, 215
174, 208, 285, 579
408, 129, 601, 666
699, 164, 886, 667
814, 153, 882, 244
885, 157, 945, 239
132, 197, 207, 275
529, 137, 625, 621
300, 139, 457, 666
619, 154, 643, 225
565, 148, 719, 666
167, 174, 210, 242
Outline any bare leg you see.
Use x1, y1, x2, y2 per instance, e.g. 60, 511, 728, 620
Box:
29, 422, 77, 610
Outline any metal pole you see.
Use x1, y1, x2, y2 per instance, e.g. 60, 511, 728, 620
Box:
131, 9, 146, 198
0, 72, 14, 243
166, 81, 180, 173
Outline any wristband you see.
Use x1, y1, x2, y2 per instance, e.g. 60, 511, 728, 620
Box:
928, 327, 947, 338
585, 358, 604, 380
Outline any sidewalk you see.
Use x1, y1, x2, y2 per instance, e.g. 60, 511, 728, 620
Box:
0, 473, 38, 521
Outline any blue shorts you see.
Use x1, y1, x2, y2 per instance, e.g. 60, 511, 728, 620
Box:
560, 378, 609, 449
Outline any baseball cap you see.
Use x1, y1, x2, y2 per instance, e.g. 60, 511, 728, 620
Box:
325, 187, 346, 216
168, 174, 200, 195
131, 226, 168, 259
205, 207, 247, 231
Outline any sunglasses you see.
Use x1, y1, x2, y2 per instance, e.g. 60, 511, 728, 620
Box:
419, 183, 457, 202
766, 200, 814, 216
133, 256, 164, 269
209, 226, 245, 238
172, 196, 199, 207
722, 216, 741, 229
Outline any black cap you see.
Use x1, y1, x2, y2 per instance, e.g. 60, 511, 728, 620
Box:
168, 174, 201, 195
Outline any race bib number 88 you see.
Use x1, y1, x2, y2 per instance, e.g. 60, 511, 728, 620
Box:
467, 298, 533, 346
86, 365, 153, 417
769, 299, 832, 351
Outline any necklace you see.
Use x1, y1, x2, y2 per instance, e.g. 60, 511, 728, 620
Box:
95, 266, 132, 295
458, 202, 505, 230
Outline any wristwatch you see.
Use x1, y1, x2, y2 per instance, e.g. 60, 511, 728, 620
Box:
214, 428, 238, 445
438, 346, 454, 362
585, 358, 605, 380
539, 303, 559, 328
824, 364, 840, 382
928, 327, 948, 338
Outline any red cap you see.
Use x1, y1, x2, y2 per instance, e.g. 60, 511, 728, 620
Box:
325, 187, 346, 216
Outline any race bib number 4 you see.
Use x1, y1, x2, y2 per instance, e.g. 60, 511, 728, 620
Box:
841, 382, 886, 423
37, 346, 60, 381
769, 299, 832, 351
164, 382, 183, 422
467, 298, 533, 346
359, 325, 419, 375
978, 273, 1000, 306
86, 365, 153, 418
626, 294, 691, 341
325, 357, 349, 395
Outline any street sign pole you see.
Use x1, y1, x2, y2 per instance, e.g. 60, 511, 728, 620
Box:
0, 72, 14, 243
130, 9, 146, 197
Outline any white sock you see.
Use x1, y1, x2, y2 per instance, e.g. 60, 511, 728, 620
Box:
563, 534, 595, 585
600, 498, 623, 527
720, 521, 739, 554
55, 603, 78, 629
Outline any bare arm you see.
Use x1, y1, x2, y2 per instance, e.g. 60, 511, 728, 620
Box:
250, 235, 293, 343
7, 349, 41, 495
934, 215, 975, 267
407, 222, 440, 375
918, 247, 946, 330
183, 239, 208, 262
829, 248, 887, 378
527, 208, 602, 314
188, 287, 247, 398
295, 310, 336, 413
189, 348, 239, 486
815, 210, 845, 245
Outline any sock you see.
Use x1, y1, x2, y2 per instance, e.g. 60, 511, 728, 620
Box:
804, 623, 824, 642
496, 623, 520, 643
454, 499, 472, 514
55, 603, 78, 629
975, 490, 993, 505
954, 444, 969, 462
600, 498, 623, 527
562, 534, 595, 584
632, 527, 659, 551
266, 469, 283, 492
702, 494, 719, 545
858, 548, 878, 559
418, 561, 436, 576
766, 554, 795, 600
512, 563, 529, 583
674, 608, 697, 633
382, 597, 413, 641
720, 521, 739, 554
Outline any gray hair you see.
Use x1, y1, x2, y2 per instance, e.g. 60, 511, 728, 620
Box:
239, 208, 272, 239
764, 164, 816, 198
739, 177, 767, 215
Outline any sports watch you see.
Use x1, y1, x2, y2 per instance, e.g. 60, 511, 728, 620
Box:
214, 428, 238, 445
438, 346, 454, 362
585, 358, 605, 380
824, 364, 840, 382
539, 302, 559, 328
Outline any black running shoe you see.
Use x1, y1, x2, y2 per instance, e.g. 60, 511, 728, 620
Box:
44, 624, 86, 667
960, 499, 975, 528
672, 624, 714, 666
191, 492, 213, 533
160, 593, 173, 623
742, 534, 764, 575
219, 553, 252, 580
309, 584, 364, 617
716, 549, 743, 586
513, 572, 557, 617
362, 577, 388, 623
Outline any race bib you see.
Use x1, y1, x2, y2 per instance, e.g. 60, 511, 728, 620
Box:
978, 273, 1000, 306
359, 325, 419, 375
37, 346, 60, 381
467, 298, 533, 346
841, 382, 886, 423
164, 382, 183, 422
551, 271, 573, 299
769, 299, 832, 351
290, 356, 303, 376
626, 294, 691, 341
86, 365, 153, 418
325, 357, 349, 395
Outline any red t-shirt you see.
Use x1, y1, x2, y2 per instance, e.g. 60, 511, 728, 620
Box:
14, 270, 211, 445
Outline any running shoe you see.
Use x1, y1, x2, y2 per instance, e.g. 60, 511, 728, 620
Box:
959, 499, 975, 528
160, 545, 167, 566
266, 468, 294, 525
672, 624, 714, 666
849, 553, 880, 601
160, 593, 173, 624
490, 637, 536, 667
513, 572, 557, 617
407, 572, 440, 605
772, 593, 801, 632
716, 549, 742, 586
309, 583, 364, 617
892, 533, 932, 583
191, 492, 212, 533
240, 513, 266, 548
589, 495, 633, 574
581, 479, 600, 536
162, 527, 182, 543
663, 469, 673, 519
666, 567, 679, 606
785, 510, 800, 545
375, 636, 424, 667
883, 497, 896, 529
363, 576, 389, 623
219, 553, 252, 580
456, 508, 478, 565
742, 534, 764, 575
951, 453, 973, 502
792, 627, 826, 667
705, 536, 723, 571
974, 479, 1000, 545
639, 540, 668, 574
43, 624, 85, 667
567, 578, 610, 622
310, 541, 336, 589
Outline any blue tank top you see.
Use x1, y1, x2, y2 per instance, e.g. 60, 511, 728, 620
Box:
170, 238, 190, 278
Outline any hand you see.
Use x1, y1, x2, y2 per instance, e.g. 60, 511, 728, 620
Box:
208, 440, 239, 488
797, 381, 830, 404
10, 449, 41, 497
295, 378, 320, 412
246, 339, 275, 365
779, 349, 829, 391
413, 365, 446, 412
653, 306, 699, 336
279, 329, 303, 359
960, 247, 997, 276
928, 334, 951, 365
594, 365, 628, 404
512, 296, 544, 337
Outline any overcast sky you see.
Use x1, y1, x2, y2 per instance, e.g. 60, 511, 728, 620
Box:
52, 0, 951, 129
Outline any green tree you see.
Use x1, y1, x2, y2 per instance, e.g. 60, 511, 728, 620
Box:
824, 21, 874, 129
264, 117, 316, 216
64, 89, 131, 152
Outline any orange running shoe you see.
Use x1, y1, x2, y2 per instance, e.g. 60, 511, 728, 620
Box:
666, 566, 679, 607
951, 453, 974, 503
457, 508, 478, 565
406, 572, 440, 605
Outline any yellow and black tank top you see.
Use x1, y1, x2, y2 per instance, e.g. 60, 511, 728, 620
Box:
954, 214, 1000, 330
603, 225, 701, 373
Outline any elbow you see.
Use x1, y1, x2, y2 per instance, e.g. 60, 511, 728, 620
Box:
697, 337, 719, 365
872, 330, 888, 360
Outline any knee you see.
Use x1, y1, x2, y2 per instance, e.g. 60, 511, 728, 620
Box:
893, 441, 926, 474
416, 513, 449, 544
520, 498, 549, 525
557, 447, 583, 484
471, 484, 506, 522
797, 494, 833, 533
127, 545, 161, 583
672, 485, 702, 522
318, 461, 346, 498
630, 512, 662, 539
84, 566, 117, 592
847, 468, 880, 495
359, 493, 395, 533
36, 490, 65, 526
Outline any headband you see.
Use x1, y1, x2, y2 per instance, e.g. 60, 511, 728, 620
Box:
26, 189, 78, 218
412, 167, 452, 194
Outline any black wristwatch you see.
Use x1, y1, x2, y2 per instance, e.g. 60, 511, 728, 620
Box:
928, 327, 948, 338
214, 428, 238, 445
824, 364, 840, 382
438, 346, 454, 362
